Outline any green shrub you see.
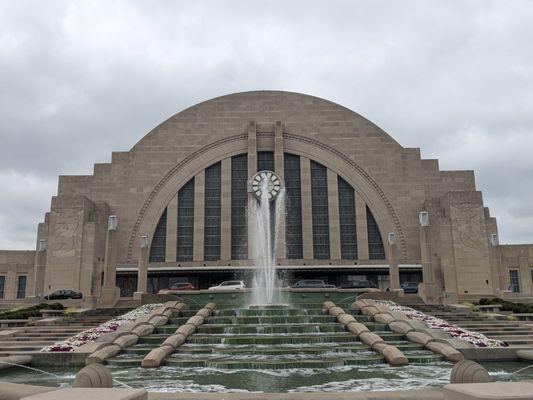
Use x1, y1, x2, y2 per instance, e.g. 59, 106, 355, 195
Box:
0, 302, 65, 319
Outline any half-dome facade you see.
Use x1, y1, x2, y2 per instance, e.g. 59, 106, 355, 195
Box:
1, 91, 532, 304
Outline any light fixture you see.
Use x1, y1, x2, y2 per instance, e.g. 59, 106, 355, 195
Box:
388, 232, 396, 245
38, 239, 46, 252
419, 211, 429, 227
140, 235, 149, 248
490, 233, 499, 246
108, 215, 118, 231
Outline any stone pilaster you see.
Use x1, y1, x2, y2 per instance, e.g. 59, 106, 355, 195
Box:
355, 196, 369, 261
274, 121, 286, 260
220, 158, 232, 261
165, 194, 178, 262
327, 169, 341, 260
193, 170, 205, 262
247, 121, 257, 262
300, 157, 313, 260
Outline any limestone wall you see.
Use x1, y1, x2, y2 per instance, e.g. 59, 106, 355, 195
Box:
0, 250, 35, 301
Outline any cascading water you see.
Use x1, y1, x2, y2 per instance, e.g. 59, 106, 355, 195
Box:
251, 177, 284, 305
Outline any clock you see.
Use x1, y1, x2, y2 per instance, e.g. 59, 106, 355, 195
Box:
250, 170, 281, 201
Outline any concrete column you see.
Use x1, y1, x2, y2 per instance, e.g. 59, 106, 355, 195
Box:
300, 157, 313, 260
274, 120, 286, 260
193, 170, 205, 262
220, 158, 232, 261
32, 240, 46, 297
388, 238, 400, 290
134, 236, 149, 298
247, 121, 257, 262
327, 169, 341, 260
165, 195, 178, 262
103, 229, 117, 288
355, 196, 369, 261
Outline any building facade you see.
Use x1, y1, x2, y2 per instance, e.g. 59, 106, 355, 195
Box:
1, 91, 532, 305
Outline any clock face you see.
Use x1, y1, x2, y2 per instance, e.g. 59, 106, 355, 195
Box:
250, 170, 281, 201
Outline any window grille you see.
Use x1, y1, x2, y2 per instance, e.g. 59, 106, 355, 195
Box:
177, 179, 195, 261
204, 162, 221, 260
509, 269, 520, 292
367, 206, 385, 259
231, 154, 248, 259
311, 161, 330, 259
284, 153, 303, 259
149, 208, 167, 262
257, 151, 274, 171
16, 275, 26, 299
338, 176, 357, 259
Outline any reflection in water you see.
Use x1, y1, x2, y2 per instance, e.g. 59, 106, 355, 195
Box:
2, 361, 533, 393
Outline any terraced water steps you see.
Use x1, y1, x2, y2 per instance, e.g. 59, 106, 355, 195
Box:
215, 308, 326, 316
202, 315, 364, 324
187, 332, 405, 345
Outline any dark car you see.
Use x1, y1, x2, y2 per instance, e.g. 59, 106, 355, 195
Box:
340, 280, 378, 289
401, 282, 420, 294
291, 279, 331, 288
44, 289, 82, 300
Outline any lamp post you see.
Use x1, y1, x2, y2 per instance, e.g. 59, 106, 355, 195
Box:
134, 235, 149, 298
388, 232, 400, 290
101, 215, 120, 306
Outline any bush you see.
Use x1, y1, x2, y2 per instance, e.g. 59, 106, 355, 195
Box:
0, 302, 64, 319
478, 298, 533, 314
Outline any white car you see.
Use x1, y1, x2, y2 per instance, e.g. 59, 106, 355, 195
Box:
208, 280, 246, 291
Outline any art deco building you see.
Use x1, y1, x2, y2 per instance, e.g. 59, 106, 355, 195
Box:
1, 91, 532, 305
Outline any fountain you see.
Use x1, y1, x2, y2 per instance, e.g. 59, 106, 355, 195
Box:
249, 170, 284, 305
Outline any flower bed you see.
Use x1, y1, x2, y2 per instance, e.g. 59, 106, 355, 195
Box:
378, 301, 508, 348
40, 303, 163, 352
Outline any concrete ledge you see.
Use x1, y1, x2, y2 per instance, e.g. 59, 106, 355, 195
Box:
16, 351, 89, 367
20, 388, 147, 400
0, 382, 56, 399
459, 346, 533, 362
443, 381, 533, 399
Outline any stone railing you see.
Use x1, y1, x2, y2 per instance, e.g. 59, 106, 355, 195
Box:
352, 299, 463, 362
86, 301, 187, 364
141, 302, 216, 368
322, 301, 408, 366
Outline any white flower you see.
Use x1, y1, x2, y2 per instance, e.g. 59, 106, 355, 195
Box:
41, 303, 163, 352
377, 301, 507, 348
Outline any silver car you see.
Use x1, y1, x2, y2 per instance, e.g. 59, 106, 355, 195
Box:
208, 280, 246, 290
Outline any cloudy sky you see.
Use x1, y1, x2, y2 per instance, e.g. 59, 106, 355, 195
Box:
1, 0, 532, 249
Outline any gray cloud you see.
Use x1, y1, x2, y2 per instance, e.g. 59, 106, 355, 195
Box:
1, 0, 532, 249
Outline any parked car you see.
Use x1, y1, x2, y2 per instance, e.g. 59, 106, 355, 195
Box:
158, 282, 197, 294
208, 280, 246, 290
401, 281, 420, 294
44, 289, 82, 300
291, 279, 332, 289
340, 280, 378, 289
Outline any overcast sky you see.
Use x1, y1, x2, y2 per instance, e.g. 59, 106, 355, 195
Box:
1, 0, 532, 250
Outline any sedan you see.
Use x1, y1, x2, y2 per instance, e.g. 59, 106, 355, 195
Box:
44, 290, 82, 300
291, 280, 330, 288
401, 282, 420, 294
340, 280, 378, 289
208, 280, 246, 290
